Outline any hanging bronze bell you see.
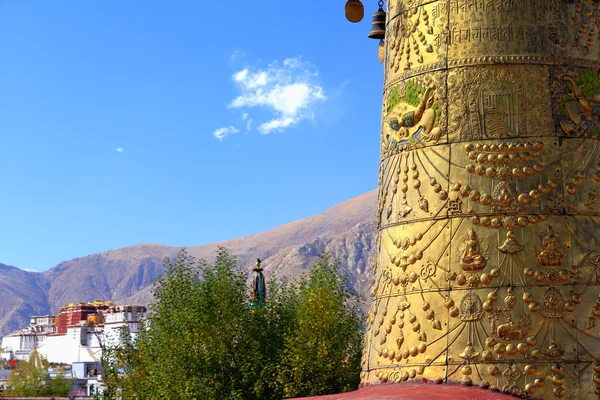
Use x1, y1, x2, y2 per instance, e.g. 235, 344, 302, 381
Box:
345, 0, 364, 23
367, 1, 386, 40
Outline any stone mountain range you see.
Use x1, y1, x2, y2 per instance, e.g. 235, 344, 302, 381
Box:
0, 191, 377, 337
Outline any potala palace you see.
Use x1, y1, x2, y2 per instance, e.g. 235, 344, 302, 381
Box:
1, 300, 147, 364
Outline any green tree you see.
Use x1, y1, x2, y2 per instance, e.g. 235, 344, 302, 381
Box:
40, 372, 72, 396
100, 323, 148, 399
99, 249, 200, 399
0, 347, 8, 370
101, 248, 261, 400
276, 253, 363, 398
245, 276, 299, 400
7, 349, 71, 396
101, 248, 363, 400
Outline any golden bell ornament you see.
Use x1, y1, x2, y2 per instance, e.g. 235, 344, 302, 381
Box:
367, 1, 386, 40
345, 0, 364, 23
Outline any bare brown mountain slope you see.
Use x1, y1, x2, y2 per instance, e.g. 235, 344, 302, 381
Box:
184, 190, 377, 267
0, 190, 377, 336
0, 264, 50, 335
123, 219, 378, 308
42, 245, 177, 316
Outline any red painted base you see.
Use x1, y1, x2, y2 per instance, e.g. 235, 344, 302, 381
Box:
292, 383, 523, 399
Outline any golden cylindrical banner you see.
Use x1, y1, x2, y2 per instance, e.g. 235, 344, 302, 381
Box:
362, 1, 600, 397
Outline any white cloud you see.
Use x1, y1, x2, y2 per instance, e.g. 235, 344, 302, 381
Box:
227, 57, 326, 134
116, 147, 124, 152
283, 58, 300, 68
233, 69, 248, 82
213, 126, 239, 140
258, 117, 295, 134
229, 50, 246, 63
241, 112, 253, 131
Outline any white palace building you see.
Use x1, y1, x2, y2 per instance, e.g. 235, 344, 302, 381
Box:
1, 301, 147, 365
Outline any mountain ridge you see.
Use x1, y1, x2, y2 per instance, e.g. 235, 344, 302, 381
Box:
0, 190, 378, 336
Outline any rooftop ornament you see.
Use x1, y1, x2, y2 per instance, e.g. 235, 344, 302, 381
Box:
250, 259, 267, 309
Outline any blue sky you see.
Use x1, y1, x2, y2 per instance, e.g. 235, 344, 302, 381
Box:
0, 0, 383, 271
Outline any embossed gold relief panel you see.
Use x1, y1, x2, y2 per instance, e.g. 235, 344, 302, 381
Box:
446, 0, 565, 66
366, 215, 600, 397
366, 221, 451, 377
385, 1, 448, 83
563, 0, 600, 62
387, 0, 600, 71
447, 65, 554, 142
386, 0, 439, 21
377, 145, 450, 229
382, 71, 448, 153
366, 223, 452, 380
443, 283, 581, 399
551, 66, 600, 139
364, 293, 452, 376
376, 221, 451, 294
448, 138, 563, 219
447, 217, 584, 291
559, 138, 600, 216
367, 1, 600, 397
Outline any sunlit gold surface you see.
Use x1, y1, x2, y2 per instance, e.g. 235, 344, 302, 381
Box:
362, 1, 600, 397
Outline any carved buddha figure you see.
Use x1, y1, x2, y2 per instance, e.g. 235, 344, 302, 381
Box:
492, 181, 518, 211
535, 225, 565, 268
460, 228, 488, 271
459, 292, 483, 321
